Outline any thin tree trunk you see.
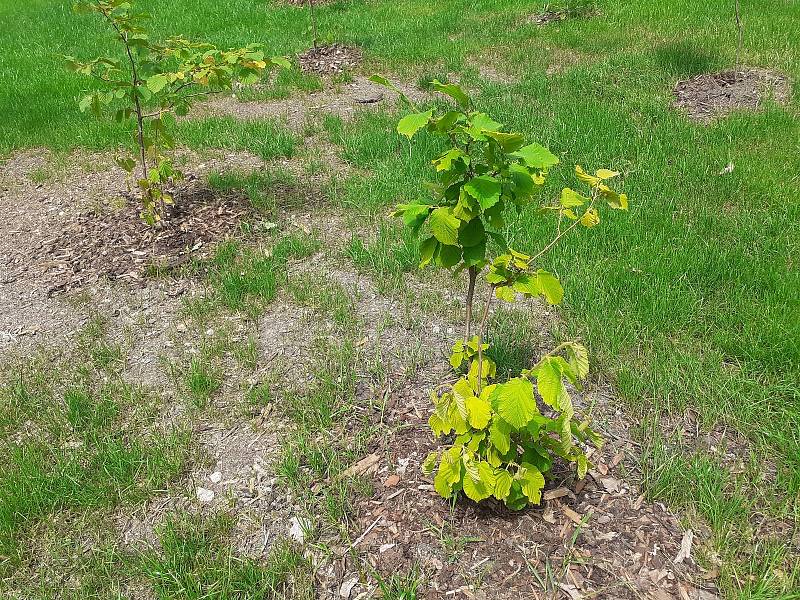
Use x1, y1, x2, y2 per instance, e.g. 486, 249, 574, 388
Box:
308, 0, 319, 49
464, 266, 478, 341
734, 0, 743, 74
475, 287, 495, 395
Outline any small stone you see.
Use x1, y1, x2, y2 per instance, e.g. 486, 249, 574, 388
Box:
209, 471, 222, 484
288, 516, 311, 542
196, 487, 215, 503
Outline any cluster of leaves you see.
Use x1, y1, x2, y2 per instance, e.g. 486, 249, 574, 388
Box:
66, 0, 288, 223
374, 75, 628, 508
424, 339, 600, 507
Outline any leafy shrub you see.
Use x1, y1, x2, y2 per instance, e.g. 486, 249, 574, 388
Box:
373, 75, 628, 508
66, 0, 288, 223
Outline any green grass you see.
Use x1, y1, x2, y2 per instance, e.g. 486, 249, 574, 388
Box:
141, 513, 313, 599
0, 322, 191, 576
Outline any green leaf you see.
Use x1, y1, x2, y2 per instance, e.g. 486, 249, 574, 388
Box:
493, 469, 513, 500
421, 451, 439, 475
536, 270, 563, 305
509, 163, 536, 198
463, 460, 495, 501
489, 418, 512, 454
517, 463, 545, 504
489, 377, 537, 429
564, 343, 589, 379
397, 109, 434, 139
535, 358, 563, 410
463, 175, 501, 211
512, 143, 560, 170
465, 395, 491, 429
484, 131, 525, 152
419, 236, 437, 268
431, 79, 471, 108
434, 449, 461, 498
436, 243, 462, 267
457, 218, 485, 247
505, 481, 528, 510
462, 241, 486, 267
270, 56, 291, 69
560, 187, 588, 208
429, 207, 460, 246
433, 148, 468, 172
394, 201, 430, 230
146, 73, 170, 93
495, 285, 516, 303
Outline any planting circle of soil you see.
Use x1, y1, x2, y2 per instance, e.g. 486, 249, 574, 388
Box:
527, 10, 568, 25
298, 43, 362, 75
673, 68, 790, 122
33, 186, 254, 296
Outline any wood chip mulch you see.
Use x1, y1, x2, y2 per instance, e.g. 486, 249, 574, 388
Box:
29, 186, 253, 296
298, 44, 362, 75
316, 382, 721, 599
673, 68, 790, 123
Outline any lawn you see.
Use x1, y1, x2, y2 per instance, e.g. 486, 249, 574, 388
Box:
1, 0, 799, 598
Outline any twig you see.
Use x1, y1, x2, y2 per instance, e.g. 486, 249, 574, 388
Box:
348, 515, 382, 549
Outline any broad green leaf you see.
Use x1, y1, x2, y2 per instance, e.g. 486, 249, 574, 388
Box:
512, 143, 559, 170
449, 340, 465, 369
489, 377, 537, 429
394, 201, 430, 230
596, 168, 620, 179
419, 236, 437, 268
431, 79, 471, 108
535, 357, 563, 410
599, 184, 629, 210
536, 270, 563, 305
504, 481, 529, 510
580, 208, 600, 227
462, 240, 486, 267
489, 418, 512, 454
429, 207, 460, 245
421, 451, 439, 475
465, 395, 491, 429
564, 343, 589, 379
429, 412, 447, 436
436, 243, 462, 267
560, 187, 588, 208
270, 56, 291, 69
458, 217, 485, 247
517, 463, 545, 504
397, 109, 434, 139
433, 148, 468, 172
493, 469, 513, 500
464, 175, 501, 211
471, 112, 502, 132
495, 285, 516, 303
512, 274, 539, 297
575, 164, 600, 186
146, 73, 170, 93
509, 163, 536, 198
484, 131, 525, 152
463, 460, 495, 501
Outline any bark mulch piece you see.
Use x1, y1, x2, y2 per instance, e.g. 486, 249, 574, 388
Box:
298, 44, 362, 76
33, 185, 254, 296
673, 68, 790, 123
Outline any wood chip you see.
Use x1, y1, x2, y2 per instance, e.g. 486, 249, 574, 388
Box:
543, 487, 571, 501
561, 506, 585, 526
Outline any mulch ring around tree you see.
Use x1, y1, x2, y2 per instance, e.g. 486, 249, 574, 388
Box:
298, 44, 363, 75
673, 68, 791, 123
318, 384, 721, 599
527, 11, 569, 25
33, 185, 258, 297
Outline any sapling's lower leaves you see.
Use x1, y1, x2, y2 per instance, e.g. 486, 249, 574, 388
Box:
374, 75, 630, 508
67, 0, 288, 224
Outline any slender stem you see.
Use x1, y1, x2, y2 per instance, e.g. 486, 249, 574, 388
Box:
107, 15, 148, 181
734, 0, 743, 73
464, 266, 478, 341
308, 0, 318, 49
475, 285, 495, 395
529, 187, 599, 265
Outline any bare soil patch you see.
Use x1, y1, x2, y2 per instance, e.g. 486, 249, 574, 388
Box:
528, 10, 569, 25
673, 68, 790, 122
198, 76, 427, 130
298, 44, 362, 75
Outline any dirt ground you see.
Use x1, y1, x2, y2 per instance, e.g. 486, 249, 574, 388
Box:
0, 79, 722, 599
